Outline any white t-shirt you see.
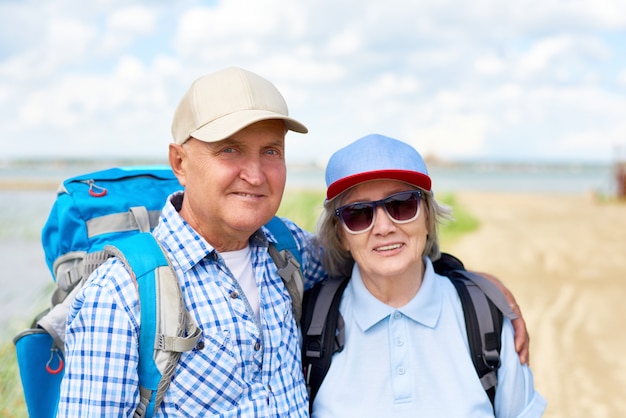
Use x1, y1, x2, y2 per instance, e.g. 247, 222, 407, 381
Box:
221, 245, 260, 323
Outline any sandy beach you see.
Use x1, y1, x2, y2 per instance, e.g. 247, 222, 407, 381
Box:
446, 191, 626, 418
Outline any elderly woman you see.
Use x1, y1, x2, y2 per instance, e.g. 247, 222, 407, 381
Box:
310, 134, 546, 417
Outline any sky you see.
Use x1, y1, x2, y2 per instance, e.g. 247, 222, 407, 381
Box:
1, 0, 625, 165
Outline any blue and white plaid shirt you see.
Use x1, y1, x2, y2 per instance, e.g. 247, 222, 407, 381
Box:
58, 192, 326, 417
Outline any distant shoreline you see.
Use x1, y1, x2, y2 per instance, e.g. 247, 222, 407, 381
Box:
0, 179, 59, 190
1, 159, 619, 196
1, 157, 617, 169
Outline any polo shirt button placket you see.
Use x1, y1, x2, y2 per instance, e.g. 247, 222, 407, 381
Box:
390, 310, 412, 401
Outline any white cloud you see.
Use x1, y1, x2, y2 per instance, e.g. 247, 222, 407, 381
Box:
0, 17, 96, 81
569, 0, 626, 28
618, 69, 626, 87
326, 29, 362, 57
108, 6, 157, 34
1, 0, 625, 163
174, 1, 307, 64
474, 54, 506, 75
410, 113, 491, 159
100, 5, 159, 54
519, 37, 572, 74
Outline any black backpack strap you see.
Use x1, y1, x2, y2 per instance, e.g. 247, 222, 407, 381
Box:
432, 251, 465, 272
301, 275, 350, 412
434, 253, 508, 409
448, 270, 504, 409
435, 253, 516, 320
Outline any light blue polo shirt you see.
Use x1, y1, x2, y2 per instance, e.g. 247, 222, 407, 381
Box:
312, 257, 546, 418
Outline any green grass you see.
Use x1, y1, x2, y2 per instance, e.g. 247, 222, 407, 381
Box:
277, 189, 326, 232
0, 340, 27, 417
1, 190, 478, 416
438, 193, 480, 245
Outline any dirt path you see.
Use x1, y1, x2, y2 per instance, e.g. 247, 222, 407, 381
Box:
446, 192, 626, 418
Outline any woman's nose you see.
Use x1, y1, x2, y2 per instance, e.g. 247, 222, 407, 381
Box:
371, 205, 395, 234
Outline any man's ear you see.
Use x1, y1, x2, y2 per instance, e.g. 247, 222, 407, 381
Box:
169, 143, 187, 186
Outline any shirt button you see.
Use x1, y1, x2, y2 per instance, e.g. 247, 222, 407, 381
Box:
254, 341, 261, 351
395, 339, 403, 347
393, 311, 402, 319
397, 366, 406, 375
195, 341, 205, 350
230, 291, 239, 299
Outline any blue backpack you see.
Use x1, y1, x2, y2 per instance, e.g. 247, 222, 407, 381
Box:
13, 166, 304, 418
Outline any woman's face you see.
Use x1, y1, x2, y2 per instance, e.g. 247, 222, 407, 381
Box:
337, 179, 428, 284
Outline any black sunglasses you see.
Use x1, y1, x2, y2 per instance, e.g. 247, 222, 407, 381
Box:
335, 190, 423, 234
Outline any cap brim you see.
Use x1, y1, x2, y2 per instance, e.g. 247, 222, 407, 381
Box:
190, 110, 308, 143
326, 169, 432, 201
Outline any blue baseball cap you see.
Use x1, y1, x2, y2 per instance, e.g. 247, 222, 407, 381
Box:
325, 134, 432, 201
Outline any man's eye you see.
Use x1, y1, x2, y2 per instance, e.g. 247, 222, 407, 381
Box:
265, 148, 282, 157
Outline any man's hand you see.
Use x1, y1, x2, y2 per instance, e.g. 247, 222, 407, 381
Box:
475, 272, 529, 365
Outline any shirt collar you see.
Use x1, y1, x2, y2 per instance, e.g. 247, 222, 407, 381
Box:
154, 192, 269, 273
351, 257, 443, 331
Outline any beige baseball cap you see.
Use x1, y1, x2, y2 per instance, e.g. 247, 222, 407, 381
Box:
171, 67, 308, 144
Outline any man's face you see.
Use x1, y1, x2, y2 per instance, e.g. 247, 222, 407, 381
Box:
173, 119, 287, 251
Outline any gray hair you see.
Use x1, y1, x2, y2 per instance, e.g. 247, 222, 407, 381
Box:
314, 188, 453, 278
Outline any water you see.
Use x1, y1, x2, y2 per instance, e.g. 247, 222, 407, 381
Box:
436, 163, 617, 194
1, 190, 57, 341
0, 161, 617, 340
288, 162, 617, 195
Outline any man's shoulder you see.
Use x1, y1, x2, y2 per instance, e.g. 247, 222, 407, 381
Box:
79, 258, 139, 307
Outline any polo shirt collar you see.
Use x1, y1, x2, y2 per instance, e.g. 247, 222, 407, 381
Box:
351, 257, 443, 332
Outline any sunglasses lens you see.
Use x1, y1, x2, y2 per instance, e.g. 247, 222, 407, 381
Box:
384, 192, 419, 222
340, 204, 374, 232
336, 191, 422, 233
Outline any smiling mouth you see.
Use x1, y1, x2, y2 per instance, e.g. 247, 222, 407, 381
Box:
374, 243, 403, 252
235, 192, 264, 198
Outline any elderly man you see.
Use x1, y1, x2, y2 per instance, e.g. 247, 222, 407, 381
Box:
58, 67, 326, 417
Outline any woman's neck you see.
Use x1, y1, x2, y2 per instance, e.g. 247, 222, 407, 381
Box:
359, 261, 425, 308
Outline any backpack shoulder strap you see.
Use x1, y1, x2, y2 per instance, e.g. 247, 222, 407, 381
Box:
106, 232, 201, 418
265, 216, 303, 266
301, 275, 350, 412
434, 253, 516, 320
447, 270, 503, 408
435, 253, 506, 410
265, 216, 305, 322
